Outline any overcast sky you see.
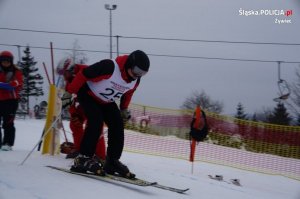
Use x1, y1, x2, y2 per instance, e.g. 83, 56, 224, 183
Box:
0, 0, 299, 114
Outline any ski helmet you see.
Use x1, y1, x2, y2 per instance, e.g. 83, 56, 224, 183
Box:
125, 50, 150, 78
0, 51, 14, 63
56, 57, 74, 75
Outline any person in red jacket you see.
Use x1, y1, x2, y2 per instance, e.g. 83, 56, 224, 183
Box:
0, 51, 23, 151
66, 50, 150, 178
57, 58, 106, 160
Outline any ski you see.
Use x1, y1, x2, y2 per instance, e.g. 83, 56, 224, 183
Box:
47, 165, 155, 186
152, 183, 189, 194
208, 174, 242, 186
47, 166, 189, 193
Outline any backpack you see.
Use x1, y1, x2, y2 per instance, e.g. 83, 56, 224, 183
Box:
189, 109, 209, 142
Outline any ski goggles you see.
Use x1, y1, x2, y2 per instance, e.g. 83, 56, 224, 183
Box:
0, 57, 12, 62
56, 65, 74, 75
131, 65, 148, 79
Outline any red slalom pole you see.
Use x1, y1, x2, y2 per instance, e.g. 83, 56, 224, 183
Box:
50, 42, 55, 85
43, 62, 51, 85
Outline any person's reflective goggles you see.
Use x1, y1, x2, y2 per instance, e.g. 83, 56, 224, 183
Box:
131, 66, 148, 79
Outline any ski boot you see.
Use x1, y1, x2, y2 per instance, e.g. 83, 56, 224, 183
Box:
104, 157, 135, 179
71, 154, 105, 176
66, 151, 80, 159
1, 144, 12, 151
92, 155, 106, 166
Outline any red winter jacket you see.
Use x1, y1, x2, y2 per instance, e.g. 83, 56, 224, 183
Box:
64, 64, 87, 115
64, 64, 88, 84
0, 65, 23, 101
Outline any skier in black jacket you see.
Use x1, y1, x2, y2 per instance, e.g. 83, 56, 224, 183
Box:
67, 50, 150, 178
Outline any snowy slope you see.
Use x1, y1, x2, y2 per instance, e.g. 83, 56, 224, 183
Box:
0, 119, 299, 199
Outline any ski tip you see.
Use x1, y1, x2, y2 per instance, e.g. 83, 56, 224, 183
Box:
174, 188, 189, 194
230, 179, 242, 186
180, 188, 190, 194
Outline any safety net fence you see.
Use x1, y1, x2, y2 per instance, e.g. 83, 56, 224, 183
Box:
106, 103, 300, 181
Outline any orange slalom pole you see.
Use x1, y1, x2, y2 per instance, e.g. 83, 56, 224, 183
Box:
190, 140, 196, 162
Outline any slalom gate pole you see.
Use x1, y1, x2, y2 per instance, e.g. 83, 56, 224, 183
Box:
50, 42, 55, 85
41, 84, 58, 155
42, 62, 52, 85
19, 110, 62, 166
190, 139, 196, 174
37, 62, 52, 151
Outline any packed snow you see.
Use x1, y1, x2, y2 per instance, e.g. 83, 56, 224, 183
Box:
0, 119, 299, 199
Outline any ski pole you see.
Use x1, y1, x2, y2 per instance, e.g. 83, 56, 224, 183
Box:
37, 127, 45, 151
19, 110, 62, 166
61, 119, 69, 143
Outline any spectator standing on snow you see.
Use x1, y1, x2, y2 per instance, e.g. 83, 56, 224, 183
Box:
0, 51, 23, 151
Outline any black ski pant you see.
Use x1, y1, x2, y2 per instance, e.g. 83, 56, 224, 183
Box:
0, 99, 18, 147
77, 87, 124, 160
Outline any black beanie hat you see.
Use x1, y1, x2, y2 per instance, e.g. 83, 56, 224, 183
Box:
125, 50, 150, 72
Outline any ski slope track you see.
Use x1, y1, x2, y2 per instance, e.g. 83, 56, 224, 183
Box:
0, 119, 299, 199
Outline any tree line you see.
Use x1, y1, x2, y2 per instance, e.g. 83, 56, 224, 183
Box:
181, 89, 298, 126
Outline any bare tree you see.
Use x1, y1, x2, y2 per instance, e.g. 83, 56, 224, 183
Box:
66, 39, 88, 64
287, 65, 300, 119
181, 90, 223, 113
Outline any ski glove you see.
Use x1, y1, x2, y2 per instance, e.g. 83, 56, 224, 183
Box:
61, 91, 73, 110
9, 80, 20, 87
120, 109, 131, 122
